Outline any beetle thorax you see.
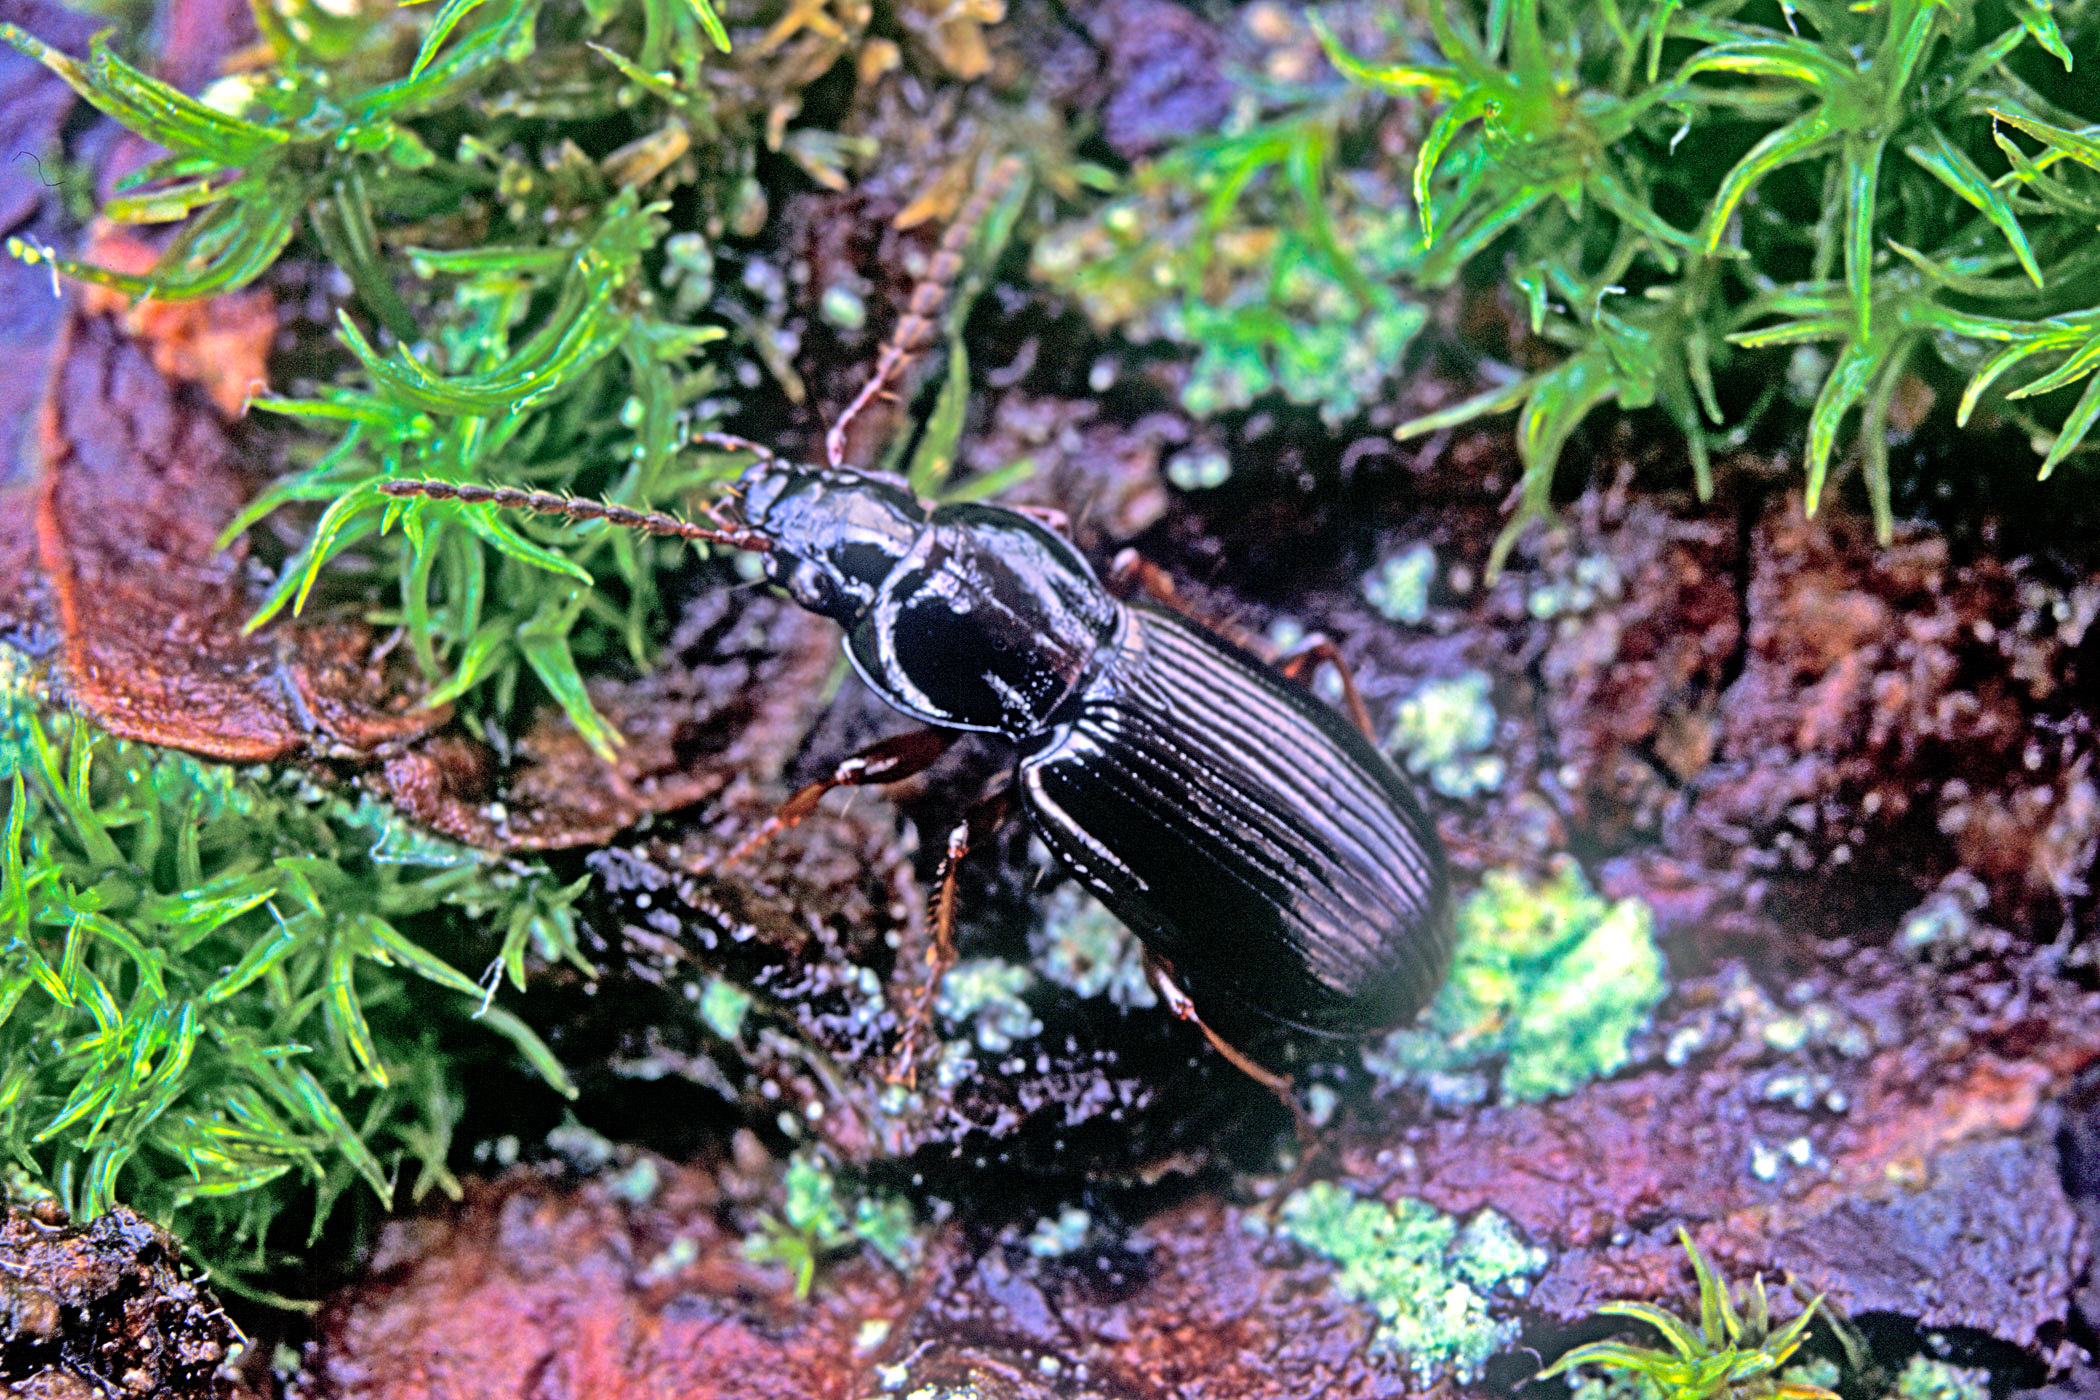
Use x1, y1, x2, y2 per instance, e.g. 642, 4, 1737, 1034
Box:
845, 504, 1122, 739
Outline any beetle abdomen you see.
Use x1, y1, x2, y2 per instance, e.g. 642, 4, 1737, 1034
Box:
1018, 605, 1451, 1037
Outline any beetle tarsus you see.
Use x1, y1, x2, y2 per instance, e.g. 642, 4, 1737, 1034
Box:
1276, 635, 1378, 742
1145, 954, 1315, 1142
890, 785, 1014, 1088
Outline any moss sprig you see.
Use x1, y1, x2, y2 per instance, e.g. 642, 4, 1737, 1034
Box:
5, 0, 760, 753
1334, 0, 2097, 559
0, 686, 584, 1278
1540, 1230, 1838, 1400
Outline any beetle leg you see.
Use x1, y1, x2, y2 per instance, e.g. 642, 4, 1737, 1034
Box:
1105, 547, 1181, 605
1144, 955, 1315, 1143
1275, 636, 1378, 742
695, 430, 780, 465
714, 728, 958, 872
890, 785, 1015, 1087
1009, 503, 1073, 537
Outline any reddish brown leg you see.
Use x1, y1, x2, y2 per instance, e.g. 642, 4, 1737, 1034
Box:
890, 786, 1015, 1087
695, 430, 781, 466
715, 729, 957, 872
1011, 503, 1072, 537
1146, 955, 1315, 1147
1106, 547, 1180, 604
1276, 637, 1377, 742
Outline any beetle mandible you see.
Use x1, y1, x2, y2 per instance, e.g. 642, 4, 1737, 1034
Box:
380, 157, 1453, 1114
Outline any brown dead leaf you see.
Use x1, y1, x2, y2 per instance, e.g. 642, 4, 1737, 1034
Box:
76, 229, 275, 418
17, 309, 437, 761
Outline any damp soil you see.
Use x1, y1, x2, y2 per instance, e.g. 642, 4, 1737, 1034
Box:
3, 0, 2099, 1396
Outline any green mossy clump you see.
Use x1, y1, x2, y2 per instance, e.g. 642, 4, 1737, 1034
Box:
1052, 3, 2100, 563
0, 680, 583, 1278
1368, 861, 1667, 1106
1276, 1182, 1547, 1385
1891, 1356, 1991, 1400
1541, 1230, 1837, 1400
935, 958, 1042, 1053
742, 1150, 917, 1299
1387, 671, 1505, 799
1028, 884, 1157, 1011
1363, 543, 1437, 625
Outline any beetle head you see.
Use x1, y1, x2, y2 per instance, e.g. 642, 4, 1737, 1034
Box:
730, 462, 927, 625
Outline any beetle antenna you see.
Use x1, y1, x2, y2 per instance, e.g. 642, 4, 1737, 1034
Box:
378, 480, 772, 551
825, 153, 1026, 470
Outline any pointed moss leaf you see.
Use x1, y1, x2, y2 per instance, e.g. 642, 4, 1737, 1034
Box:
1700, 111, 1835, 252
939, 455, 1039, 505
1676, 35, 1849, 88
408, 0, 487, 78
357, 915, 485, 998
517, 593, 620, 760
1596, 1299, 1706, 1359
284, 1065, 390, 1201
1904, 127, 2042, 287
585, 41, 684, 103
2038, 372, 2100, 478
1311, 17, 1463, 101
285, 482, 388, 619
1990, 108, 2100, 172
1, 25, 287, 163
326, 941, 388, 1089
471, 1003, 578, 1097
1516, 347, 1627, 507
418, 621, 513, 708
1842, 132, 1885, 339
2005, 329, 2100, 400
76, 912, 165, 998
680, 0, 732, 53
1395, 372, 1537, 441
1804, 338, 1885, 514
907, 338, 970, 495
452, 506, 596, 586
2015, 1, 2072, 68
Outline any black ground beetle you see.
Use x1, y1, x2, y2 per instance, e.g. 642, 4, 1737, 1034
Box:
380, 159, 1453, 1115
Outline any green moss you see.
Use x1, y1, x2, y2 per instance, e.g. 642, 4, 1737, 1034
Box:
1058, 3, 2100, 566
1387, 672, 1505, 800
2, 0, 823, 755
1892, 1356, 1990, 1400
1024, 1205, 1093, 1258
1031, 20, 1429, 430
1540, 1230, 1836, 1400
1364, 544, 1437, 625
1277, 1182, 1547, 1385
1368, 861, 1667, 1105
935, 958, 1041, 1053
699, 974, 752, 1041
742, 1150, 917, 1298
1028, 885, 1157, 1011
0, 684, 582, 1278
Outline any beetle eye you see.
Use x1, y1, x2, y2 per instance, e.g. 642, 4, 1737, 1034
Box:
785, 559, 837, 612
